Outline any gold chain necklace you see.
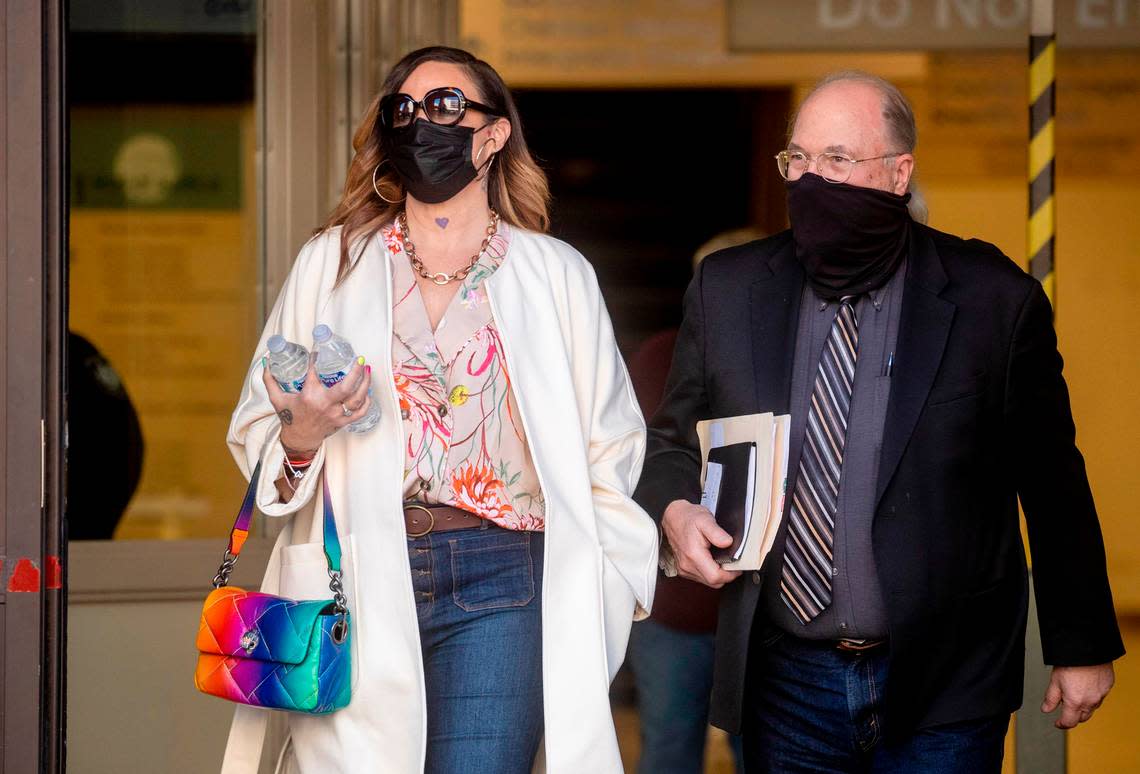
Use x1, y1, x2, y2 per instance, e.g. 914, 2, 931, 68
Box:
399, 209, 500, 286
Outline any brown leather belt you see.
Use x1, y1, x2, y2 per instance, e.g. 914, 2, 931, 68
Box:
835, 638, 887, 653
403, 502, 483, 537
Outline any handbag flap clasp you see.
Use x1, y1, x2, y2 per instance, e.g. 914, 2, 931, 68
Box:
196, 586, 334, 665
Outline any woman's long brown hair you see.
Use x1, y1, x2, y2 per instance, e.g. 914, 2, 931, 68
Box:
317, 46, 551, 284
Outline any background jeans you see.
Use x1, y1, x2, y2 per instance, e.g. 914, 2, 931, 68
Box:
410, 523, 544, 774
628, 618, 746, 774
742, 628, 1009, 773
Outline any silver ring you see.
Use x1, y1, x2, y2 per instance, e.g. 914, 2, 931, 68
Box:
341, 402, 352, 417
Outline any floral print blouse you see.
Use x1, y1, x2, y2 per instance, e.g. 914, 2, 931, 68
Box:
383, 218, 546, 531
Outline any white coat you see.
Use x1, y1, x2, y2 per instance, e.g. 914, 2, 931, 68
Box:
219, 225, 659, 773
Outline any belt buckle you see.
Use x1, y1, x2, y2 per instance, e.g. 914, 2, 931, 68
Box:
405, 504, 435, 538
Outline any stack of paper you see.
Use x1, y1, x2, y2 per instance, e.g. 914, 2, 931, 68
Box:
696, 413, 790, 571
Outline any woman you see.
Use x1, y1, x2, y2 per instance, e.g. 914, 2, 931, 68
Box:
221, 46, 657, 774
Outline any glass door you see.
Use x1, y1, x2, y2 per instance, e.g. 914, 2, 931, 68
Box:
65, 2, 263, 771
68, 0, 261, 543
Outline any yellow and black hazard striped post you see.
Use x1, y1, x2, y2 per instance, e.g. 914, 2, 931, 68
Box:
1029, 0, 1056, 308
1019, 13, 1067, 774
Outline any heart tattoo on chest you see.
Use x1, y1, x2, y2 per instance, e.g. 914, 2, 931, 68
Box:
435, 217, 449, 229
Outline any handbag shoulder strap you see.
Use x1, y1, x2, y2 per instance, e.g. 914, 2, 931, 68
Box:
213, 459, 342, 586
320, 472, 342, 573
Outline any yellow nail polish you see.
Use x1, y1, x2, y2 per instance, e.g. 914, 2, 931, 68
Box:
357, 355, 365, 365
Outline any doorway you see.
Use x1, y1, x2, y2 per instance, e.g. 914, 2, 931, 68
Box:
518, 88, 791, 352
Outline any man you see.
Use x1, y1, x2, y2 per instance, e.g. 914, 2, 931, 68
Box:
633, 71, 1123, 772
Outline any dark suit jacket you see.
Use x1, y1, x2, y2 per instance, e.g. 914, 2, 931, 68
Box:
633, 224, 1125, 737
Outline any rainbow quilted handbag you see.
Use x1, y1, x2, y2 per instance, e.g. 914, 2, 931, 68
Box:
194, 462, 351, 714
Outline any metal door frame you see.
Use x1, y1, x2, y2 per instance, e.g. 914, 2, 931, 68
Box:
1, 0, 67, 771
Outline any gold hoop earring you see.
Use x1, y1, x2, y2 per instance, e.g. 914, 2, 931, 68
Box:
372, 162, 405, 204
475, 139, 496, 167
477, 154, 496, 182
475, 141, 497, 182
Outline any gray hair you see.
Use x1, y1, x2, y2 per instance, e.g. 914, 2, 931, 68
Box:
907, 182, 928, 224
792, 70, 927, 222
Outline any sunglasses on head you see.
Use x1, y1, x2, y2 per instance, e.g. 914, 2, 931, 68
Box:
378, 86, 501, 131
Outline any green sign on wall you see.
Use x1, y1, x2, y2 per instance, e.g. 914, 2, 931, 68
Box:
70, 108, 243, 210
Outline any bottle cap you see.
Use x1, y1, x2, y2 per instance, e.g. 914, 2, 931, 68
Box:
312, 324, 332, 343
267, 334, 286, 353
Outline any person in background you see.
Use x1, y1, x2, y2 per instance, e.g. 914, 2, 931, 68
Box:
626, 229, 761, 774
635, 71, 1122, 772
222, 46, 657, 774
66, 331, 144, 540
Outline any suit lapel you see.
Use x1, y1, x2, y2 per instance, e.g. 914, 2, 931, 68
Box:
749, 239, 803, 415
875, 226, 955, 507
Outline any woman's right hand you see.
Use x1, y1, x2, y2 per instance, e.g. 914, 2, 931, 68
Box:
262, 353, 373, 455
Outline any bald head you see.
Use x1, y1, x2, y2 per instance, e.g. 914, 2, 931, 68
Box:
790, 72, 916, 198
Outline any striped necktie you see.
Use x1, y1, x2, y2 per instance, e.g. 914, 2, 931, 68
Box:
781, 297, 859, 624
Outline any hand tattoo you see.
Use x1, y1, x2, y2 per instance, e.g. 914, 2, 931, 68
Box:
278, 409, 294, 425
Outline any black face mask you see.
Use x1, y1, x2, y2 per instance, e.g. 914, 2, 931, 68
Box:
786, 173, 912, 300
384, 120, 490, 204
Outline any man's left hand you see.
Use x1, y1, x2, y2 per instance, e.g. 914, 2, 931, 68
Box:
1041, 663, 1115, 729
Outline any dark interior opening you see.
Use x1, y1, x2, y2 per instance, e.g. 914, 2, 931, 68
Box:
517, 87, 792, 353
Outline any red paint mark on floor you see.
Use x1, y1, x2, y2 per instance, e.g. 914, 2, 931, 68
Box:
8, 559, 40, 592
45, 555, 62, 590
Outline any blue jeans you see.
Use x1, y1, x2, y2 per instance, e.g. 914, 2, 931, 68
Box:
628, 618, 746, 774
742, 628, 1009, 773
410, 523, 544, 774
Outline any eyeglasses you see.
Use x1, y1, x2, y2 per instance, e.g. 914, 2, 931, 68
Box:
775, 150, 901, 184
378, 87, 500, 130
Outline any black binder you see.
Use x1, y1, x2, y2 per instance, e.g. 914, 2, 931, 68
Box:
704, 441, 756, 563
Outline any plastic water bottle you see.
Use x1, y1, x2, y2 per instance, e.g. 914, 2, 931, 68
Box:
312, 324, 380, 434
266, 335, 308, 394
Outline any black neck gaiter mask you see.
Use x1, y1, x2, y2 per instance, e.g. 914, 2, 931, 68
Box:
786, 173, 912, 300
384, 120, 486, 204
